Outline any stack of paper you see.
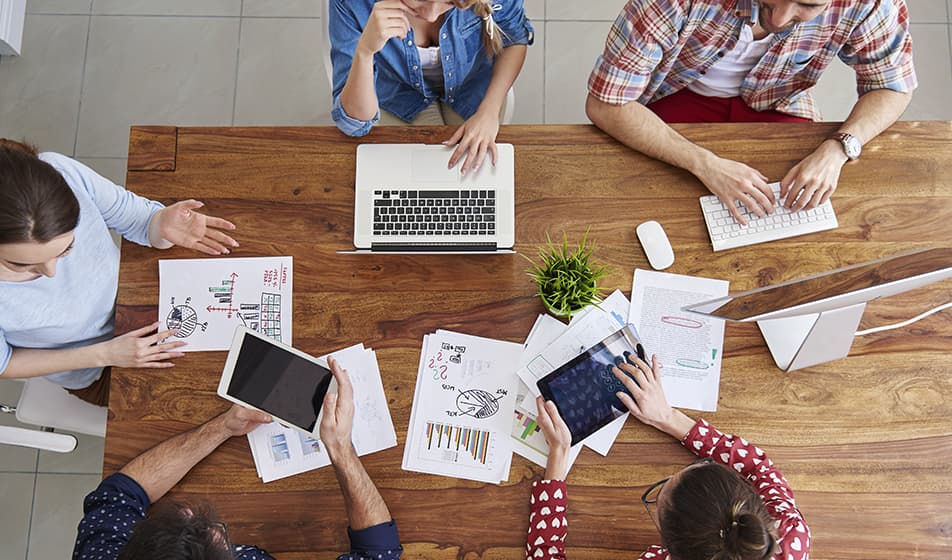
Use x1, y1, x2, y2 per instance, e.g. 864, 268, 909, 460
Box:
247, 343, 397, 483
509, 290, 633, 473
402, 330, 522, 484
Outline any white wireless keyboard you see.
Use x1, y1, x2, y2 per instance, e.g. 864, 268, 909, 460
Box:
700, 183, 838, 251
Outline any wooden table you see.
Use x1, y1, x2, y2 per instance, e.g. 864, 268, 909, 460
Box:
108, 122, 952, 559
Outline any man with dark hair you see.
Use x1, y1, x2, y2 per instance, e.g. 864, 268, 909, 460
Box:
73, 357, 403, 560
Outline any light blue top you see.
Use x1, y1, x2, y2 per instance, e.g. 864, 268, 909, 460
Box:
329, 0, 534, 137
0, 153, 164, 389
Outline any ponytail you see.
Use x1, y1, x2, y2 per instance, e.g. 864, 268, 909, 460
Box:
660, 463, 779, 560
455, 0, 506, 57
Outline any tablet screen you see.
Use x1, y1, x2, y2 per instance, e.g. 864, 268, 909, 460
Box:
537, 325, 644, 445
226, 333, 332, 432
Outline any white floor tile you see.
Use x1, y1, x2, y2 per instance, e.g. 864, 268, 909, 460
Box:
545, 0, 622, 21
512, 23, 544, 124
234, 18, 332, 126
27, 0, 91, 14
75, 16, 240, 158
242, 0, 320, 18
91, 0, 241, 16
812, 58, 858, 122
0, 14, 88, 155
28, 473, 101, 560
37, 431, 104, 475
0, 473, 35, 560
906, 0, 949, 23
904, 24, 952, 119
77, 157, 128, 185
544, 21, 613, 123
0, 380, 40, 473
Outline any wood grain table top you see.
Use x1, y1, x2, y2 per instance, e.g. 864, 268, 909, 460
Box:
110, 122, 952, 559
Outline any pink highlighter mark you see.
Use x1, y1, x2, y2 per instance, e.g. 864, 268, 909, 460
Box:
661, 316, 703, 329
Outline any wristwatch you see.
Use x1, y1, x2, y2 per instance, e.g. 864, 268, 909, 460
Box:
831, 132, 862, 161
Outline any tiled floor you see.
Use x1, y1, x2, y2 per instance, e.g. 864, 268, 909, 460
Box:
1, 1, 950, 558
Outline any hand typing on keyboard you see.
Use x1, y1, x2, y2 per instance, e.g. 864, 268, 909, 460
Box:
700, 182, 838, 251
779, 139, 849, 211
696, 156, 777, 225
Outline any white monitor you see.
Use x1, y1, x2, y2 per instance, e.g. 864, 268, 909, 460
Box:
684, 248, 952, 371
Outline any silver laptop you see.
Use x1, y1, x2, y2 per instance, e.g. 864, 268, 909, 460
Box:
353, 143, 515, 253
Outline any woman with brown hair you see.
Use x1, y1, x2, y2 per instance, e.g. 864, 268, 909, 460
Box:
0, 140, 239, 398
329, 0, 533, 174
529, 355, 811, 560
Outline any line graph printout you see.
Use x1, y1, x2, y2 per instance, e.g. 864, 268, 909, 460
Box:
247, 343, 397, 483
628, 269, 729, 411
158, 257, 292, 351
403, 330, 522, 484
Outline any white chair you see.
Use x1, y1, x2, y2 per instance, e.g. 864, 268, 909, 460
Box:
320, 0, 516, 124
0, 377, 107, 453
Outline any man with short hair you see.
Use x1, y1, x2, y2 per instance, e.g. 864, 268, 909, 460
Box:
73, 357, 402, 560
586, 0, 916, 224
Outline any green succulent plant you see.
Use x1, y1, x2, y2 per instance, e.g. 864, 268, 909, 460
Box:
526, 231, 610, 318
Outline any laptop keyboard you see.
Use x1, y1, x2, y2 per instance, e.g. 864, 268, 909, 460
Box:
373, 189, 496, 236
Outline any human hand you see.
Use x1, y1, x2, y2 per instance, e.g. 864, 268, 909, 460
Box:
100, 322, 186, 368
221, 404, 273, 437
699, 157, 775, 225
154, 200, 238, 256
780, 140, 847, 211
444, 108, 500, 175
356, 0, 413, 57
536, 396, 572, 480
611, 355, 676, 430
319, 357, 356, 459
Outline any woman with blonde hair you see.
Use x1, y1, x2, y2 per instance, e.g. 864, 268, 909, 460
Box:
329, 0, 533, 174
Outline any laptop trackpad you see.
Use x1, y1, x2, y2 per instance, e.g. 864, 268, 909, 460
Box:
411, 148, 461, 185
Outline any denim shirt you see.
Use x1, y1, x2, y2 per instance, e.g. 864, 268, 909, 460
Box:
330, 0, 534, 137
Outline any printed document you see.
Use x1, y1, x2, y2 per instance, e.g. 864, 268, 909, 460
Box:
158, 256, 292, 351
403, 330, 522, 484
247, 343, 397, 482
628, 270, 729, 411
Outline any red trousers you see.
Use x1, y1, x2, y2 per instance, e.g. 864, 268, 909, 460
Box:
647, 88, 811, 123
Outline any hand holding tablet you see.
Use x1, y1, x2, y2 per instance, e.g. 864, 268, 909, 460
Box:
218, 327, 339, 437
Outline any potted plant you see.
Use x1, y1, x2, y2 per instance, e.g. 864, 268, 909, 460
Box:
526, 231, 609, 318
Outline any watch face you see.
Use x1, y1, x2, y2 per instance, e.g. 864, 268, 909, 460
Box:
844, 136, 862, 159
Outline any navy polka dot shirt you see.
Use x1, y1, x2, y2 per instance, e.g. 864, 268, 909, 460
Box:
73, 473, 403, 560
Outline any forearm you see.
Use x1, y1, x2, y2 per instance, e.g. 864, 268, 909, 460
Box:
329, 444, 392, 530
120, 412, 232, 503
340, 50, 381, 121
478, 45, 527, 114
586, 94, 716, 176
3, 345, 106, 379
837, 88, 912, 144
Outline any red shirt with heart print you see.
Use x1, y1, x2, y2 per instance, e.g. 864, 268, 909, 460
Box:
525, 419, 810, 560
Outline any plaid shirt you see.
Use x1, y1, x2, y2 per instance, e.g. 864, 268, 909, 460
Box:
588, 0, 917, 120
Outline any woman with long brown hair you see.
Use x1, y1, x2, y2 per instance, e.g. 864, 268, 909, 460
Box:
329, 0, 533, 174
529, 354, 811, 560
0, 140, 238, 399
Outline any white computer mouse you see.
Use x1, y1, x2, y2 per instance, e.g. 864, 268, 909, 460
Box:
636, 220, 675, 270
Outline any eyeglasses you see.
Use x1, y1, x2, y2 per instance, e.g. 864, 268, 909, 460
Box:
641, 457, 715, 528
211, 520, 233, 551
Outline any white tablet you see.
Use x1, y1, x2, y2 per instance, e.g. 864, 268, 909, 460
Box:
218, 327, 337, 437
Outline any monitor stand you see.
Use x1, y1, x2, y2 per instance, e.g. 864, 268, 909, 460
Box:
757, 303, 867, 371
